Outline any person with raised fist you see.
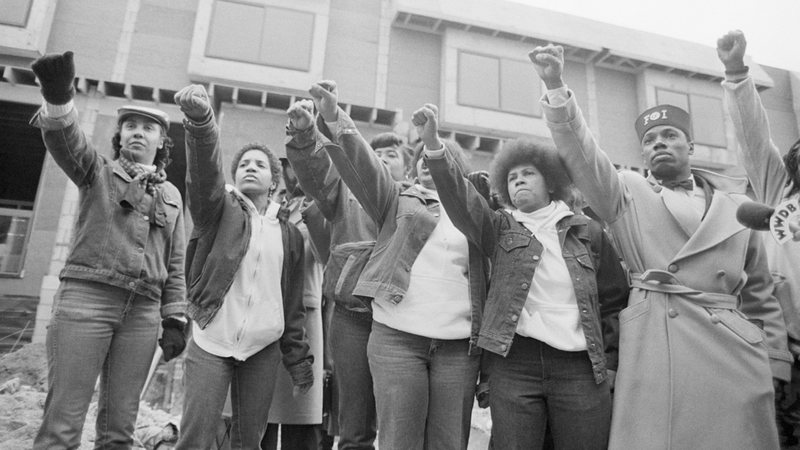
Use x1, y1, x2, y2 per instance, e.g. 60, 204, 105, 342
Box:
173, 84, 312, 449
284, 90, 412, 450
29, 51, 187, 449
718, 29, 800, 446
422, 101, 629, 449
531, 43, 791, 448
289, 80, 484, 450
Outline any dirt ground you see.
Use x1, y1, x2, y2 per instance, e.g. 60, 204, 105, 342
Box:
0, 343, 492, 449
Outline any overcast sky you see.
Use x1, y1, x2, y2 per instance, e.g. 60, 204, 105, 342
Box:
510, 0, 800, 73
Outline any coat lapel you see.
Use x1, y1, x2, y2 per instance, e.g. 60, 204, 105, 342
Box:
672, 191, 747, 262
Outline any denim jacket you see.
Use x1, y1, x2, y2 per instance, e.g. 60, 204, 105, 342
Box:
183, 114, 311, 370
426, 150, 629, 383
309, 109, 488, 354
286, 116, 378, 315
30, 108, 186, 317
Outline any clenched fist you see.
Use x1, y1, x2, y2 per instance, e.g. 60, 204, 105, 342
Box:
717, 30, 747, 74
528, 44, 565, 90
308, 80, 339, 123
411, 103, 443, 150
174, 84, 212, 122
287, 99, 315, 131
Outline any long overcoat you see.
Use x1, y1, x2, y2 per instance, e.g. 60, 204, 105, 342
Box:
543, 92, 791, 450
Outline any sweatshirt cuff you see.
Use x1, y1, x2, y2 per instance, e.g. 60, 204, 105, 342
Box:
546, 85, 570, 106
43, 100, 74, 118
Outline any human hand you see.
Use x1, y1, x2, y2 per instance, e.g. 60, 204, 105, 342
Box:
31, 51, 76, 105
158, 317, 187, 362
308, 80, 339, 122
411, 103, 443, 150
174, 84, 212, 122
717, 30, 747, 73
287, 99, 315, 131
528, 44, 565, 90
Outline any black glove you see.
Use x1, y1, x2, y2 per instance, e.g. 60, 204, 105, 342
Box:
158, 317, 187, 362
30, 51, 76, 105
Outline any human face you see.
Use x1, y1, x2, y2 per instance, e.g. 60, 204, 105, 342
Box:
235, 150, 274, 198
375, 146, 406, 181
416, 156, 436, 190
119, 116, 164, 165
507, 164, 551, 213
641, 125, 693, 181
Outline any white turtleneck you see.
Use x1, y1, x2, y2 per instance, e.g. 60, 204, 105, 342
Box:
510, 201, 587, 351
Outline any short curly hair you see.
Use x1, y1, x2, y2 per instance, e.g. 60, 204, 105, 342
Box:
112, 129, 173, 170
410, 138, 469, 180
489, 137, 573, 209
230, 142, 282, 188
784, 138, 800, 198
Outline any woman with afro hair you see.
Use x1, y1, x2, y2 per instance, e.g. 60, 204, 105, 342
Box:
421, 102, 629, 450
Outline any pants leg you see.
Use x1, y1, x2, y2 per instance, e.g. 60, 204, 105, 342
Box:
329, 306, 376, 449
543, 343, 611, 450
486, 336, 548, 450
229, 342, 281, 449
33, 281, 128, 450
175, 340, 234, 450
425, 339, 479, 450
95, 294, 160, 449
367, 321, 430, 450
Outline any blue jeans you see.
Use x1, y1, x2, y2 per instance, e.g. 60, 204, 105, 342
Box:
34, 279, 160, 450
486, 335, 611, 450
175, 339, 281, 450
329, 305, 377, 449
367, 321, 479, 450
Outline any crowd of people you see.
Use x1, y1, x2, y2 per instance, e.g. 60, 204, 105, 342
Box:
25, 29, 800, 450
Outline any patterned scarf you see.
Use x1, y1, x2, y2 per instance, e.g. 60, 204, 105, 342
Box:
117, 155, 166, 195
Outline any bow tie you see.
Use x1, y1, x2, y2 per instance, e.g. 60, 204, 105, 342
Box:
661, 178, 694, 191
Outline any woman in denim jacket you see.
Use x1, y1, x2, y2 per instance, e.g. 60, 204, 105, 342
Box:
295, 82, 486, 450
29, 52, 187, 449
422, 104, 629, 450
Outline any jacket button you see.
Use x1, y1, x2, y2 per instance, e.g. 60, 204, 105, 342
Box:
581, 308, 588, 314
668, 308, 678, 318
710, 314, 721, 324
500, 344, 507, 351
521, 282, 529, 290
128, 281, 136, 288
668, 264, 678, 273
532, 255, 540, 261
143, 215, 149, 221
511, 314, 519, 322
716, 270, 726, 278
507, 238, 513, 245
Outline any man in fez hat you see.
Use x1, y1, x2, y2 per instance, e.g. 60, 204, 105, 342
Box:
529, 43, 790, 449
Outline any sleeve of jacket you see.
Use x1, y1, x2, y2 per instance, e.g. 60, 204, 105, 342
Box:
589, 221, 629, 371
318, 109, 399, 228
160, 192, 188, 318
541, 91, 632, 224
280, 223, 313, 374
425, 149, 498, 257
739, 230, 792, 380
301, 199, 331, 265
722, 76, 788, 206
30, 107, 102, 187
285, 123, 346, 221
183, 113, 226, 231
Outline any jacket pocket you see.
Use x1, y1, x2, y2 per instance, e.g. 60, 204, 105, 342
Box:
708, 308, 764, 345
323, 241, 375, 310
498, 232, 531, 252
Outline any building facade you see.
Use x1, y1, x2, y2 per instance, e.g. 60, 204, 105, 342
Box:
1, 0, 799, 348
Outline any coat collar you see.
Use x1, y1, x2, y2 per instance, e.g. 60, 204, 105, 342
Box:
672, 190, 747, 262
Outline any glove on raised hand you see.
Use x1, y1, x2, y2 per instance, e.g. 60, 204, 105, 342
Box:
31, 51, 76, 105
158, 317, 187, 362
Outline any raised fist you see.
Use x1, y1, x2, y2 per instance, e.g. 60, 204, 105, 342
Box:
528, 44, 565, 90
174, 84, 212, 122
308, 80, 339, 122
31, 51, 76, 105
717, 30, 747, 73
287, 99, 314, 131
411, 103, 442, 150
